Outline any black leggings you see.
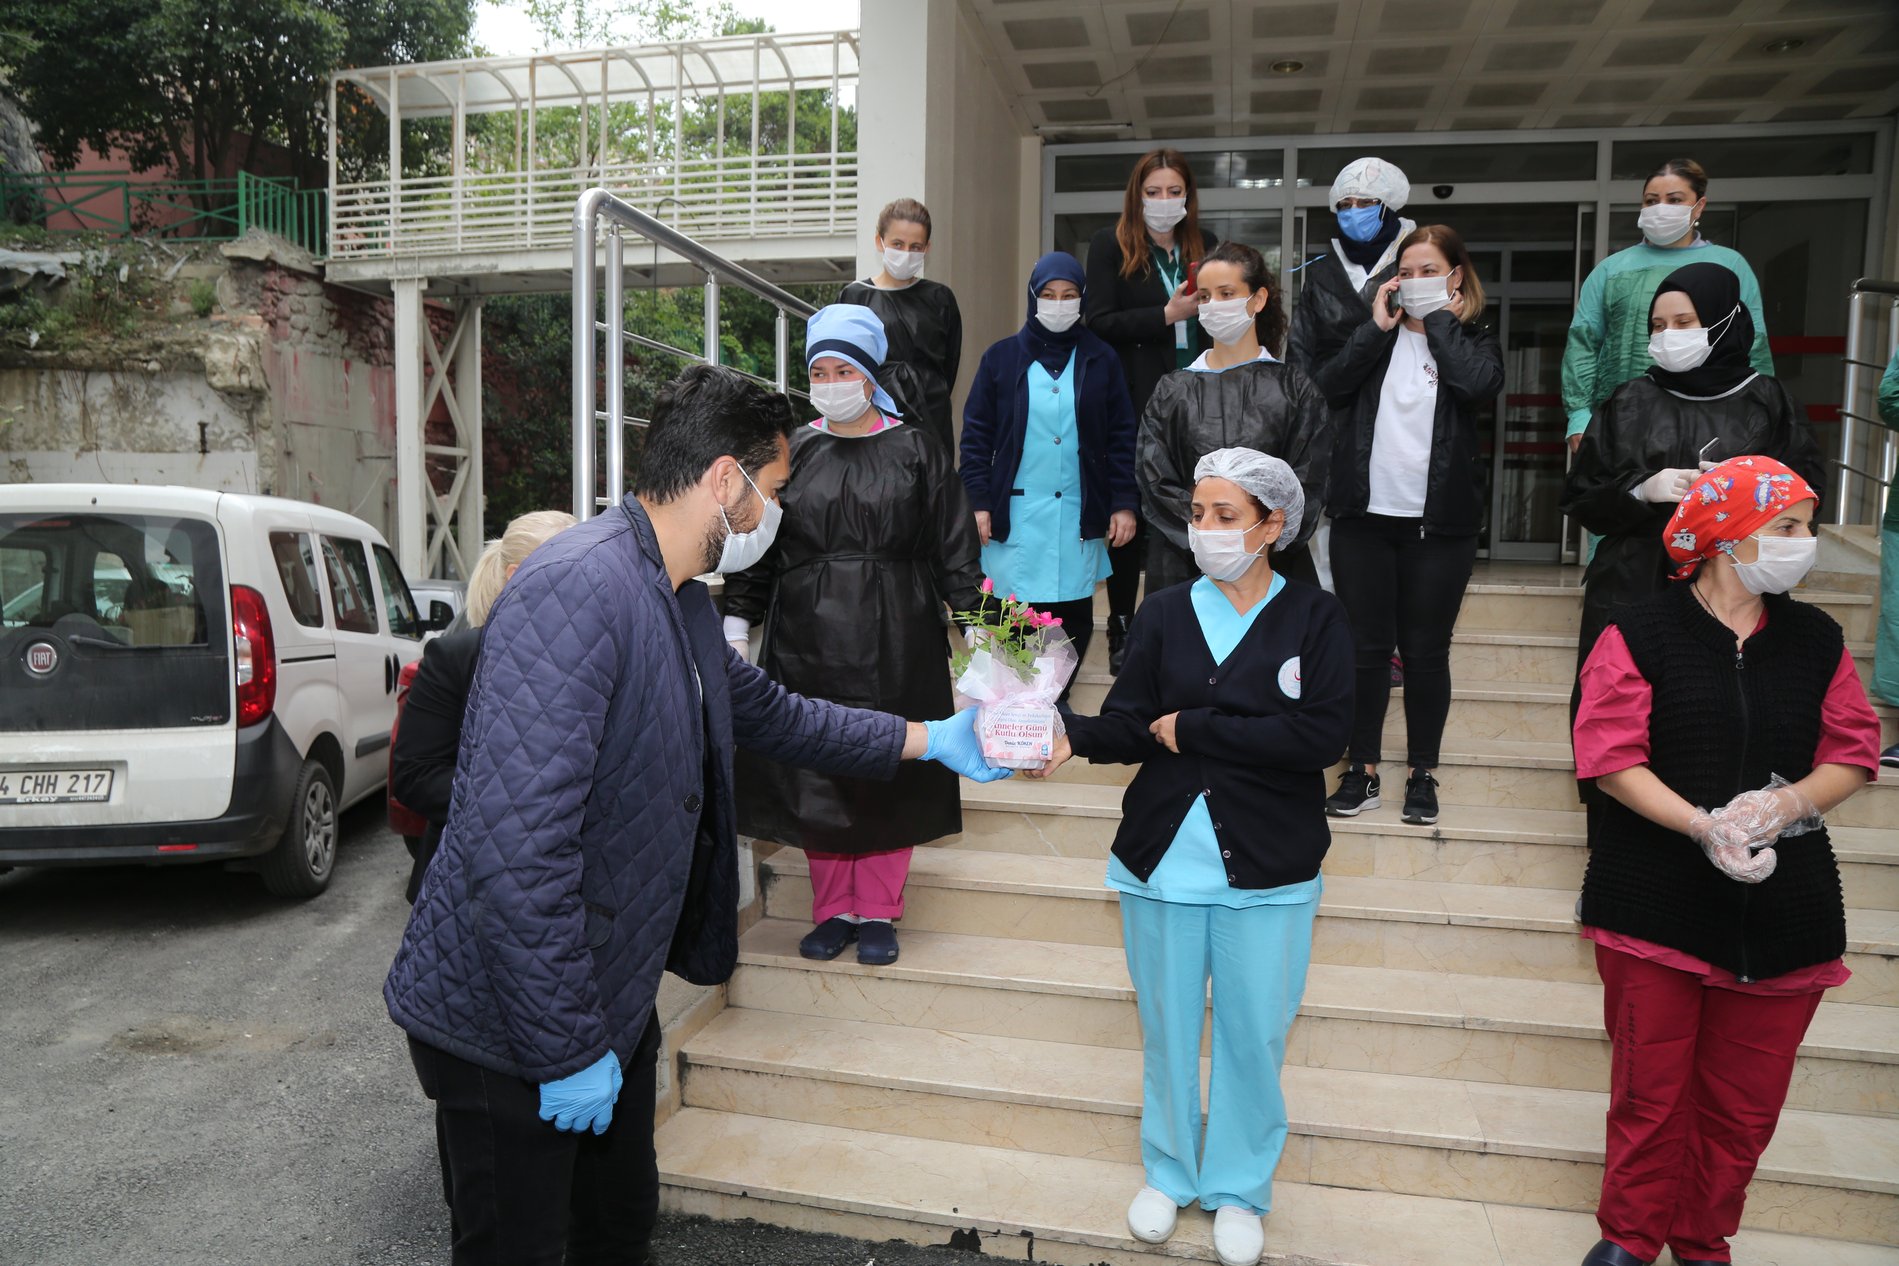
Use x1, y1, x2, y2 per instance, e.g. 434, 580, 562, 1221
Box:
1329, 515, 1477, 769
1107, 517, 1142, 619
1032, 597, 1097, 702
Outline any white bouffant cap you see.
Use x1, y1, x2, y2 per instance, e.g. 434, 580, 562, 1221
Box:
1194, 447, 1303, 550
1330, 156, 1410, 211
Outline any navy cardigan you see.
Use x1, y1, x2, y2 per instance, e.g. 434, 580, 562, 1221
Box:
1063, 578, 1355, 889
958, 328, 1139, 544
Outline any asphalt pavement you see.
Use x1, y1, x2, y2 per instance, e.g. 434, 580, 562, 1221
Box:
0, 804, 1035, 1266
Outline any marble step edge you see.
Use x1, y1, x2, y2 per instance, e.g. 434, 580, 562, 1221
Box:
655, 1109, 1897, 1266
959, 775, 1899, 851
680, 1008, 1899, 1195
735, 918, 1899, 1067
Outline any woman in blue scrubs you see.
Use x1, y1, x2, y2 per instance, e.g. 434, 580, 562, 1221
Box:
1042, 448, 1354, 1266
961, 251, 1139, 673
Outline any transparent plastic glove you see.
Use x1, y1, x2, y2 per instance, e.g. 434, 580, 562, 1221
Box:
1636, 468, 1699, 503
538, 1050, 623, 1135
922, 707, 1013, 783
1714, 774, 1823, 850
1686, 810, 1777, 884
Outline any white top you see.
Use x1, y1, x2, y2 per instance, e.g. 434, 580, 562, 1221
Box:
1331, 216, 1417, 293
1186, 346, 1277, 373
1366, 326, 1438, 519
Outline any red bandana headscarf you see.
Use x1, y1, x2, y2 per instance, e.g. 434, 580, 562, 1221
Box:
1663, 455, 1818, 580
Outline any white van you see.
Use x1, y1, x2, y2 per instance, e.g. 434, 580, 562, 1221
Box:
0, 486, 439, 896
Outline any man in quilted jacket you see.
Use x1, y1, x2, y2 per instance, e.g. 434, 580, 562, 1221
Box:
385, 365, 1008, 1266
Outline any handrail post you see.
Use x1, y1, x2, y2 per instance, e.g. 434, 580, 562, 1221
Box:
573, 191, 601, 520
774, 307, 790, 393
1838, 290, 1865, 524
605, 228, 626, 507
703, 269, 721, 366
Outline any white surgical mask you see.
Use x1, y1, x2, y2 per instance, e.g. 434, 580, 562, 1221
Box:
1637, 202, 1695, 247
1036, 297, 1081, 333
1189, 520, 1269, 582
715, 465, 783, 575
882, 245, 925, 281
810, 379, 873, 425
1398, 275, 1454, 319
1196, 295, 1258, 346
1648, 304, 1739, 374
1142, 197, 1187, 234
1732, 533, 1816, 595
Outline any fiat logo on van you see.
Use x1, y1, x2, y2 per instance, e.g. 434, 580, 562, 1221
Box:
23, 641, 58, 676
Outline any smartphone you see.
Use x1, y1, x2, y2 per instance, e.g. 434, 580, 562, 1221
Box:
1386, 289, 1403, 315
1185, 261, 1199, 293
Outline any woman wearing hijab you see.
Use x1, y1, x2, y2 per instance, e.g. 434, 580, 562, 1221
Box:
1083, 148, 1220, 671
1041, 449, 1354, 1266
1572, 455, 1878, 1266
1138, 241, 1331, 593
1563, 159, 1774, 457
961, 251, 1139, 672
838, 197, 963, 451
724, 305, 986, 967
1562, 261, 1822, 683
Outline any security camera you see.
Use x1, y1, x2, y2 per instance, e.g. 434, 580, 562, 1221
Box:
1433, 184, 1454, 200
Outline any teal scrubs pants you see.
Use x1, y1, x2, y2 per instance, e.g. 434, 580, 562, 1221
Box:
1119, 890, 1317, 1215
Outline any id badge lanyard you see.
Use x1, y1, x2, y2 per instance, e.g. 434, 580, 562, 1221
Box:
1155, 248, 1188, 350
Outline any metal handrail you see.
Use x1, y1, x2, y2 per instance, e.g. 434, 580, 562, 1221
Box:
1834, 277, 1899, 524
571, 187, 815, 519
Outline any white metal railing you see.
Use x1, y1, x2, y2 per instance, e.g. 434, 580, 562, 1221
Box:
329, 152, 857, 259
571, 188, 818, 519
1833, 277, 1898, 525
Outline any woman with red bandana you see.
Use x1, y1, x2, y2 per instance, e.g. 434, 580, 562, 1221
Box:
1571, 455, 1880, 1266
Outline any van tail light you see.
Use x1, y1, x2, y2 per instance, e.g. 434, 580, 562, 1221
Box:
231, 584, 277, 727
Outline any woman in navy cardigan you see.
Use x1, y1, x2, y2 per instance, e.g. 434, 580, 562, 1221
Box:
1040, 448, 1354, 1266
960, 250, 1139, 669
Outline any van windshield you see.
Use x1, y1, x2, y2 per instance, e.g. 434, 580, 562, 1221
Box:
0, 512, 230, 731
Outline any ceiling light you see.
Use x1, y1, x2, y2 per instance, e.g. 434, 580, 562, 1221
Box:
1760, 37, 1805, 54
1269, 59, 1305, 74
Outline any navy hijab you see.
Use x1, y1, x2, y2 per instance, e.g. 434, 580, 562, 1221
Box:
1646, 261, 1757, 398
1017, 250, 1087, 377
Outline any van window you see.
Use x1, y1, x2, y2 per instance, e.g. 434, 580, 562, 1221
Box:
269, 532, 326, 628
0, 512, 227, 731
320, 537, 380, 635
372, 545, 421, 640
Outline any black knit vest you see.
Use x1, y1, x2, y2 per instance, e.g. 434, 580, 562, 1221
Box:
1579, 584, 1847, 981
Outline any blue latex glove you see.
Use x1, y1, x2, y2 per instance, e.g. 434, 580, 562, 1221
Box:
922, 707, 1014, 783
538, 1050, 623, 1135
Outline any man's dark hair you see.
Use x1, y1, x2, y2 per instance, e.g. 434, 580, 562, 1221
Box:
632, 364, 794, 503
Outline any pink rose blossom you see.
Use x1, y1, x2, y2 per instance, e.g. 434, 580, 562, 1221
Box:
981, 577, 994, 593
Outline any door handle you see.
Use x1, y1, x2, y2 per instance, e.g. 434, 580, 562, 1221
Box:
384, 654, 395, 694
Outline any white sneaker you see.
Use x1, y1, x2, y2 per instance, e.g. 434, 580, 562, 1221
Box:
1213, 1205, 1263, 1266
1126, 1185, 1178, 1244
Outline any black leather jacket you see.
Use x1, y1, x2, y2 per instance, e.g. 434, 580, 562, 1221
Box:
1286, 249, 1401, 382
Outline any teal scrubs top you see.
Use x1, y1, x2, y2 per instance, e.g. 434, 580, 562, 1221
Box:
981, 352, 1113, 604
1107, 573, 1324, 909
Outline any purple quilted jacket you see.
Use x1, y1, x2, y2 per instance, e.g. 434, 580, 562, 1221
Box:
385, 499, 906, 1080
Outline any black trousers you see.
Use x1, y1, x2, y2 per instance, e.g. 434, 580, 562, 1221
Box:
1106, 517, 1142, 620
1328, 514, 1477, 769
408, 1011, 663, 1266
1031, 597, 1097, 704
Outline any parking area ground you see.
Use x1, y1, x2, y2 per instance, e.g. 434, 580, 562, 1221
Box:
0, 804, 1009, 1266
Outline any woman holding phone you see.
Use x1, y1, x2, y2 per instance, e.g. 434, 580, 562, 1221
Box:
1084, 148, 1219, 670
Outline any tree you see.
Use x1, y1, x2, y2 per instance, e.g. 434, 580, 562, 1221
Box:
10, 0, 475, 190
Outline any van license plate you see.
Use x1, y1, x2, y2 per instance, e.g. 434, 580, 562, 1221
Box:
0, 770, 114, 804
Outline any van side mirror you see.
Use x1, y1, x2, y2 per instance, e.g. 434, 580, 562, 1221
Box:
425, 600, 454, 632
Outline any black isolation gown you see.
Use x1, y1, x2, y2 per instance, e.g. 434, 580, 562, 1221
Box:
726, 422, 985, 852
1136, 359, 1334, 593
838, 278, 963, 452
1561, 373, 1823, 675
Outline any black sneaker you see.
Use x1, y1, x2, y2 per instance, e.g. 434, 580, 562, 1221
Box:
1325, 765, 1381, 817
1403, 770, 1440, 825
1881, 743, 1899, 769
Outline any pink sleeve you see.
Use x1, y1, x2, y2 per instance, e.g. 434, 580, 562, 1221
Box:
1573, 625, 1654, 779
1815, 647, 1882, 780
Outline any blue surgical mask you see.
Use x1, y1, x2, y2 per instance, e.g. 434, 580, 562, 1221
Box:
1337, 203, 1385, 243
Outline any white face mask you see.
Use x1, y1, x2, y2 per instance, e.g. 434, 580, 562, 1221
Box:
715, 465, 783, 575
1189, 520, 1270, 582
1398, 275, 1455, 320
1196, 295, 1258, 346
1142, 197, 1187, 234
809, 378, 873, 425
882, 245, 925, 281
1638, 202, 1695, 247
1648, 304, 1739, 374
1732, 533, 1817, 595
1036, 297, 1081, 333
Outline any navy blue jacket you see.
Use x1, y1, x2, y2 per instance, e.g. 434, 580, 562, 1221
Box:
385, 499, 906, 1081
958, 329, 1139, 544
